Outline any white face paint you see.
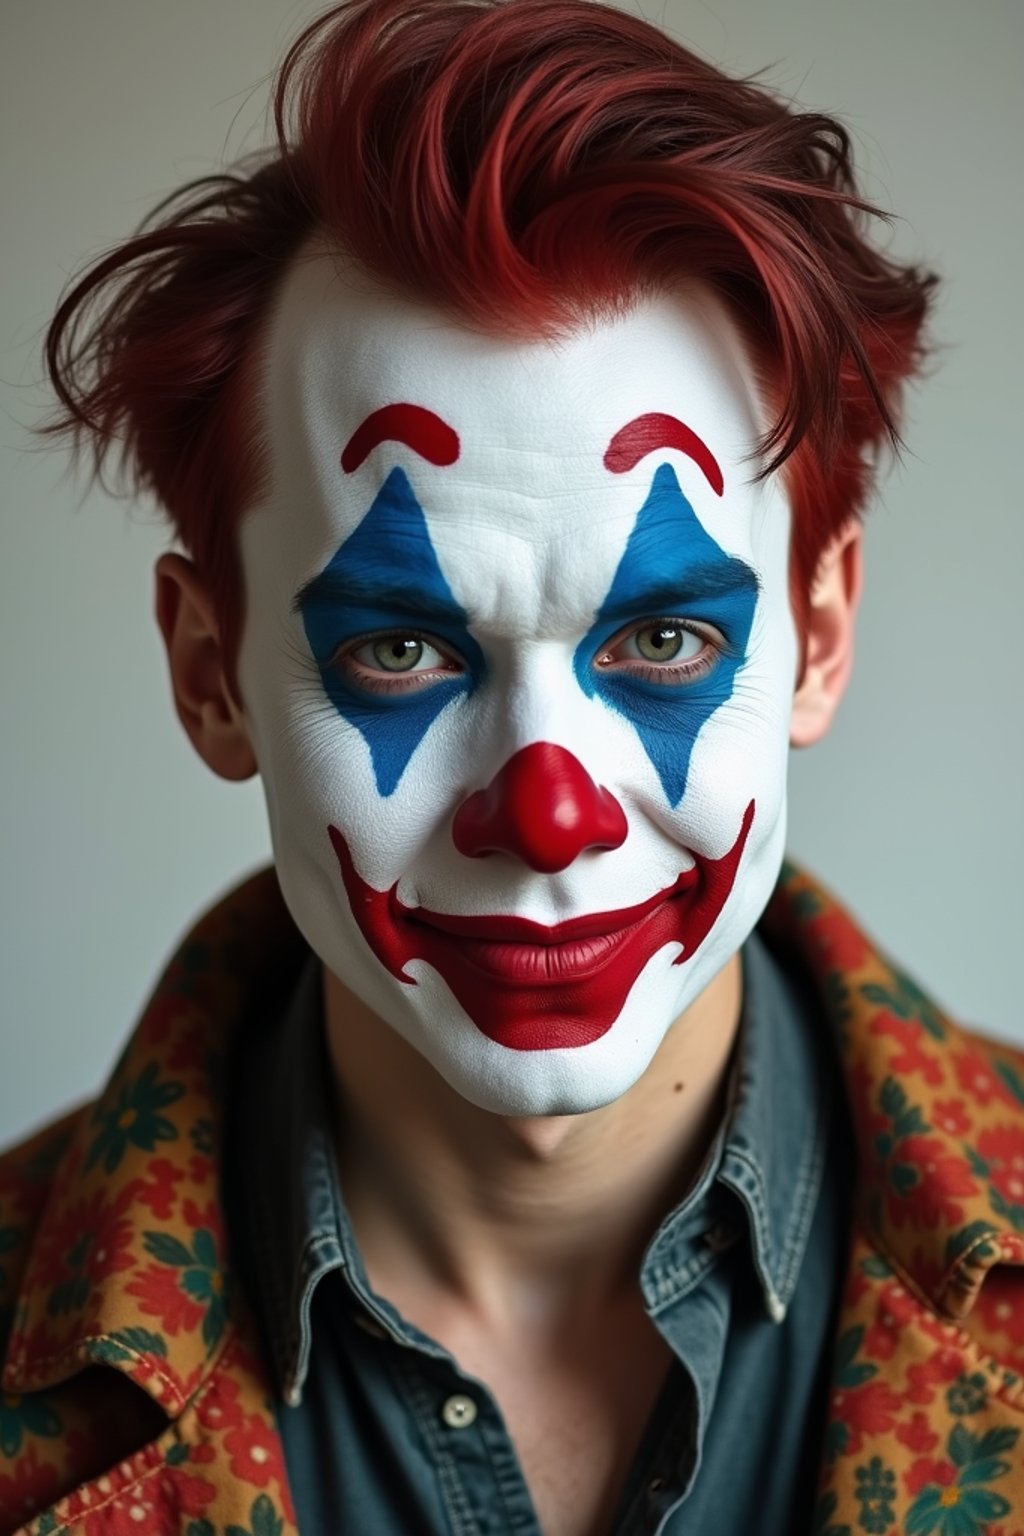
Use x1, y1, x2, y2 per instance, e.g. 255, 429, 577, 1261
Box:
236, 246, 798, 1117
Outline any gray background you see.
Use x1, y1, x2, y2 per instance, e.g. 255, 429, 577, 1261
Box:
2, 0, 1021, 1149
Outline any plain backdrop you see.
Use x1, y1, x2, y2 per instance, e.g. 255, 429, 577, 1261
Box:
1, 0, 1021, 1149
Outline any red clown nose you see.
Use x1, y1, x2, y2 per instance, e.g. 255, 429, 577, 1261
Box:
452, 742, 628, 874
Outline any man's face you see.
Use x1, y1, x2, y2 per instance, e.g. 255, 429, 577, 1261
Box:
236, 249, 798, 1116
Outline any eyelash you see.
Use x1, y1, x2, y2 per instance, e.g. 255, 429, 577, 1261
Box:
332, 619, 724, 694
333, 630, 457, 694
595, 619, 722, 686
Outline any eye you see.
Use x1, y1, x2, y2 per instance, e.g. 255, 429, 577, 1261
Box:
367, 636, 431, 673
595, 618, 722, 684
633, 623, 701, 663
334, 630, 463, 693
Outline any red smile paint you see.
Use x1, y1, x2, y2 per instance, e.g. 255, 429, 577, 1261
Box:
327, 800, 754, 1051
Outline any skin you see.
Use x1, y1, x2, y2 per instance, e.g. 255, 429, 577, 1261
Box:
155, 263, 861, 1372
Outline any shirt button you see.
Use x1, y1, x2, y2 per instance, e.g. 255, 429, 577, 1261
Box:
702, 1223, 734, 1252
441, 1393, 478, 1429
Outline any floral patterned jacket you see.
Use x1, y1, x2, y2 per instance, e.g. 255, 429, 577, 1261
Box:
1, 862, 1023, 1536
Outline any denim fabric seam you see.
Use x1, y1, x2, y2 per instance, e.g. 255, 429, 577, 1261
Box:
240, 1114, 321, 1402
473, 1393, 546, 1533
401, 1358, 484, 1536
282, 1128, 348, 1393
644, 1243, 731, 1314
649, 1336, 710, 1533
641, 1106, 730, 1272
282, 1233, 346, 1403
773, 1062, 833, 1302
615, 1382, 700, 1536
718, 1144, 774, 1273
715, 1045, 830, 1316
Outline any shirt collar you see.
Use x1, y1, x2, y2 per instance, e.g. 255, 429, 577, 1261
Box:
226, 952, 340, 1405
635, 929, 833, 1324
730, 927, 836, 1322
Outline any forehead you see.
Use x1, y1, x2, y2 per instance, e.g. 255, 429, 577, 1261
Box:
248, 248, 780, 614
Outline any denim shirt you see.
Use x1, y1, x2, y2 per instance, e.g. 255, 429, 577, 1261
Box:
224, 928, 855, 1535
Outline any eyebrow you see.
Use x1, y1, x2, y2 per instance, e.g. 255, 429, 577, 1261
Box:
291, 569, 468, 623
597, 562, 761, 624
604, 414, 724, 496
341, 403, 460, 474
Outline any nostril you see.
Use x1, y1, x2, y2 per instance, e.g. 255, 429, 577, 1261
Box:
452, 741, 627, 873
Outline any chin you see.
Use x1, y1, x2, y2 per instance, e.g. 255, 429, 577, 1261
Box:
387, 944, 698, 1118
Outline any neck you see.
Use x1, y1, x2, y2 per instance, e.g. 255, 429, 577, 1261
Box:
323, 953, 742, 1334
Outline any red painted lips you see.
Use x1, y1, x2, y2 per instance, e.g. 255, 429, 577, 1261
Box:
328, 800, 754, 1052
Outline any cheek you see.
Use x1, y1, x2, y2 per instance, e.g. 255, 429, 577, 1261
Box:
250, 666, 473, 891
657, 617, 797, 850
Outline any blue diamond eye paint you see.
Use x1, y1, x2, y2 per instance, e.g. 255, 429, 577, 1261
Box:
298, 466, 484, 796
574, 463, 758, 806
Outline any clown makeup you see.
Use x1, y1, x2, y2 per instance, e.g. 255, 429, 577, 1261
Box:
235, 248, 799, 1117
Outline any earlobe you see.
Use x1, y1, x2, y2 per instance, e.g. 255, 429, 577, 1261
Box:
790, 521, 863, 748
154, 552, 258, 782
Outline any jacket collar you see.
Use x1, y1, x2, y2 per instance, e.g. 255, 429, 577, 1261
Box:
760, 861, 1024, 1314
5, 860, 1022, 1417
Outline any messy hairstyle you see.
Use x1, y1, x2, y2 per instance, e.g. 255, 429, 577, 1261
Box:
45, 0, 938, 691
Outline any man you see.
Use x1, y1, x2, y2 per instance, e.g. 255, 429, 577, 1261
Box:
3, 1, 1023, 1532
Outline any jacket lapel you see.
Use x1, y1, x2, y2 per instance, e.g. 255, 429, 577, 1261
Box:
1, 870, 305, 1534
762, 862, 1024, 1532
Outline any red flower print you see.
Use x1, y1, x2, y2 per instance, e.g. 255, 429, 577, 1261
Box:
31, 1186, 136, 1313
895, 1411, 940, 1454
863, 1310, 900, 1361
885, 1135, 979, 1231
844, 1264, 873, 1310
225, 1411, 286, 1490
977, 1124, 1024, 1207
905, 1456, 956, 1497
155, 1463, 218, 1518
182, 1195, 219, 1233
167, 1017, 214, 1076
952, 1048, 1017, 1110
135, 1157, 185, 1220
195, 1374, 245, 1434
828, 1379, 902, 1455
933, 1098, 971, 1137
905, 1348, 965, 1405
848, 1062, 890, 1148
975, 1269, 1024, 1351
805, 911, 872, 972
0, 1443, 60, 1529
125, 1262, 205, 1337
869, 1013, 944, 1085
81, 1490, 168, 1536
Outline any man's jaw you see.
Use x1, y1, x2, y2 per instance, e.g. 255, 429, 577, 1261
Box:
327, 800, 754, 1052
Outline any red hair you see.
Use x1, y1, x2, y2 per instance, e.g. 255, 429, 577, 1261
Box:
45, 0, 937, 689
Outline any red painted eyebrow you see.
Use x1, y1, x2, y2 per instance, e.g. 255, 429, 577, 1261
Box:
604, 414, 724, 497
341, 403, 460, 474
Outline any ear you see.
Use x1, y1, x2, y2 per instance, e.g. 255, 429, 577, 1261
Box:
154, 552, 258, 781
790, 520, 863, 748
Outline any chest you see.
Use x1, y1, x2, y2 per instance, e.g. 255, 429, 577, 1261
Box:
454, 1306, 676, 1536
